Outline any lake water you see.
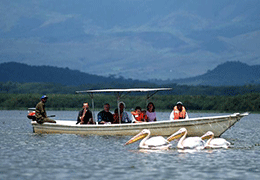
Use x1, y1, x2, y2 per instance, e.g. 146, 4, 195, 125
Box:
0, 110, 260, 180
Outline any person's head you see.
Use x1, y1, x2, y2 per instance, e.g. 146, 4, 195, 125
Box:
119, 102, 125, 111
114, 108, 118, 114
82, 103, 89, 109
104, 103, 110, 112
41, 95, 48, 103
135, 106, 142, 114
176, 101, 183, 110
147, 102, 155, 112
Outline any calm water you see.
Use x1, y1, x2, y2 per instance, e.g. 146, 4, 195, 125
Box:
0, 110, 260, 180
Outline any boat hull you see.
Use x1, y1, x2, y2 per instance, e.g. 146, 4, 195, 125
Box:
31, 113, 248, 137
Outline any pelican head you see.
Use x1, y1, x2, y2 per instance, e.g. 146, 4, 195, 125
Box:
167, 127, 187, 142
201, 131, 214, 140
125, 129, 150, 146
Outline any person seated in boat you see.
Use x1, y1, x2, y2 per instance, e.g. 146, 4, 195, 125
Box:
35, 95, 56, 124
113, 108, 119, 124
146, 102, 157, 122
119, 102, 131, 123
170, 101, 189, 120
97, 103, 114, 124
131, 106, 147, 123
76, 102, 94, 125
113, 102, 131, 123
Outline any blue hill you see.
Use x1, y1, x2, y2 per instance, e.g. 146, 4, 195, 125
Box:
0, 62, 148, 86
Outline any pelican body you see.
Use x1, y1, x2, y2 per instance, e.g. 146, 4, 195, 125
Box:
167, 128, 205, 150
125, 129, 171, 150
201, 131, 231, 149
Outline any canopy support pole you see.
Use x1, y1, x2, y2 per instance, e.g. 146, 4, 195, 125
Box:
146, 90, 159, 105
87, 92, 96, 124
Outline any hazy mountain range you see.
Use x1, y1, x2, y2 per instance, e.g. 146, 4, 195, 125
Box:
1, 61, 259, 86
0, 0, 260, 80
0, 62, 147, 86
151, 61, 260, 86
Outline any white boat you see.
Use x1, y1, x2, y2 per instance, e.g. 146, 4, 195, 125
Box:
30, 88, 248, 137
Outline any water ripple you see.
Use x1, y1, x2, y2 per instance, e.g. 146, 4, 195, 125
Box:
0, 110, 259, 180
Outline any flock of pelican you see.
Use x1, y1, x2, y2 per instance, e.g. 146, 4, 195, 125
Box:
125, 128, 231, 150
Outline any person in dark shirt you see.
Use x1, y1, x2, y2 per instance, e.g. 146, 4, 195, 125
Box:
97, 103, 114, 124
76, 103, 94, 125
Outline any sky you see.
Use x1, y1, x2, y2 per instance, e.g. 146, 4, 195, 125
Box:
0, 0, 260, 80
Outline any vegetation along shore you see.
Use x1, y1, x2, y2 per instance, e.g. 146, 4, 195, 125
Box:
1, 82, 259, 112
0, 93, 259, 113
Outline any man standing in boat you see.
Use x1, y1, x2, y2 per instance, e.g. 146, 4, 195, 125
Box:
97, 103, 114, 124
170, 101, 188, 120
35, 95, 56, 124
76, 102, 94, 125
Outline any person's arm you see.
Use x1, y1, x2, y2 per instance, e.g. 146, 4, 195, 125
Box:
113, 114, 119, 123
76, 110, 82, 124
109, 112, 114, 123
170, 110, 174, 120
125, 112, 131, 123
154, 112, 157, 121
130, 113, 137, 123
80, 108, 87, 124
97, 112, 105, 124
88, 111, 94, 124
143, 114, 148, 122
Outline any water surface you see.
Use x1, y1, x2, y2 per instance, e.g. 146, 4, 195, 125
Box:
0, 110, 259, 180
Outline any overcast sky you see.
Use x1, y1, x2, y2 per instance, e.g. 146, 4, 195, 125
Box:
0, 0, 260, 80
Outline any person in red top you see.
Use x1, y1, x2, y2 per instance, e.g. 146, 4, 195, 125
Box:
170, 101, 187, 120
131, 106, 147, 123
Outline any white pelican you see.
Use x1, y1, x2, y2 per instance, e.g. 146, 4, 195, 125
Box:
124, 129, 171, 150
201, 131, 231, 149
167, 128, 205, 150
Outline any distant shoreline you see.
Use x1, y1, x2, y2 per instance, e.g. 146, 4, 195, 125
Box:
1, 93, 259, 112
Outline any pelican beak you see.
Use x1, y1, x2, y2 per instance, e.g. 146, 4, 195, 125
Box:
201, 133, 213, 140
167, 131, 185, 142
124, 132, 147, 146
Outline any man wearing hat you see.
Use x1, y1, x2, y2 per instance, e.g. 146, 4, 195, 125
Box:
170, 101, 187, 120
35, 95, 56, 124
76, 102, 94, 125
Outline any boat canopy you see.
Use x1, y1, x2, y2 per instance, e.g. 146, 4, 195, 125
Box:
76, 88, 172, 94
76, 88, 172, 103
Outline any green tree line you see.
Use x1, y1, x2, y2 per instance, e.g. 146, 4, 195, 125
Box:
0, 93, 259, 112
1, 81, 260, 96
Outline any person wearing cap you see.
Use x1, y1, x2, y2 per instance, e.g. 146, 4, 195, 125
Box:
35, 95, 56, 124
170, 101, 187, 120
76, 102, 94, 125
